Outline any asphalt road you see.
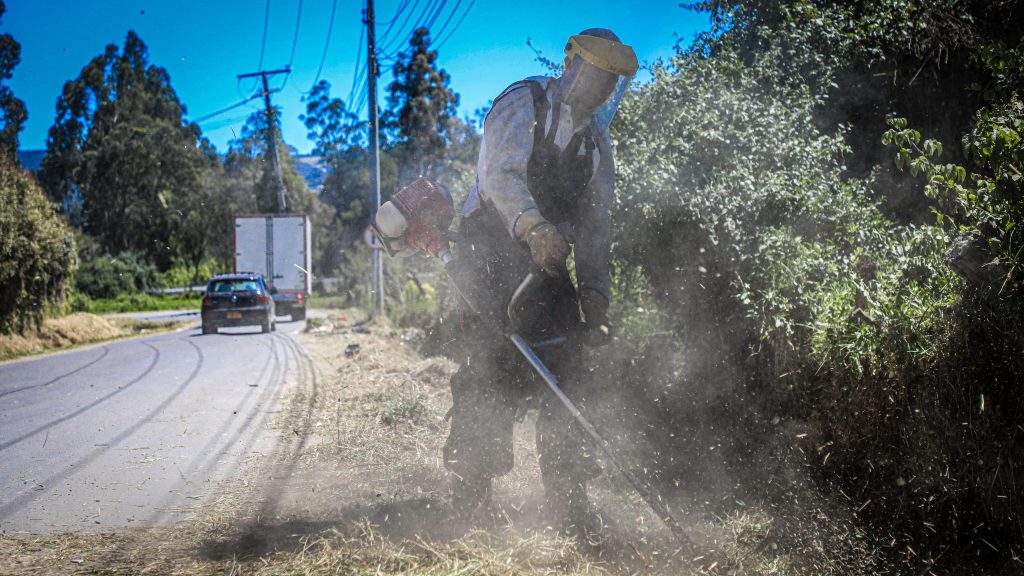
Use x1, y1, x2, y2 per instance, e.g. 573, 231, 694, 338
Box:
0, 316, 311, 535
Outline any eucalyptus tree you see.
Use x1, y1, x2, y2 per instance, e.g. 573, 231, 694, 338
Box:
39, 31, 206, 269
0, 0, 26, 160
384, 27, 460, 182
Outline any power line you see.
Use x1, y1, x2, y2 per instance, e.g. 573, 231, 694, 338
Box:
378, 0, 474, 61
377, 0, 435, 57
378, 0, 414, 40
353, 82, 369, 117
305, 0, 338, 93
347, 22, 367, 107
349, 64, 367, 109
237, 77, 260, 100
430, 0, 462, 43
287, 0, 304, 68
377, 0, 442, 65
200, 113, 252, 133
279, 0, 304, 90
244, 0, 273, 95
378, 0, 449, 62
194, 92, 265, 124
257, 0, 271, 70
434, 0, 475, 49
423, 0, 449, 32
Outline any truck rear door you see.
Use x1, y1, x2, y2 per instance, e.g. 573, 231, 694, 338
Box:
271, 215, 308, 293
234, 216, 267, 278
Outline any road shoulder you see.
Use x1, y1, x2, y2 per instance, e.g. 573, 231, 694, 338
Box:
0, 312, 193, 365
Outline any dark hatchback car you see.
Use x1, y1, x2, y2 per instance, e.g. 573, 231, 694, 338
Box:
201, 273, 276, 334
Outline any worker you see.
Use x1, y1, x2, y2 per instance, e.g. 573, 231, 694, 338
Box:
443, 28, 638, 538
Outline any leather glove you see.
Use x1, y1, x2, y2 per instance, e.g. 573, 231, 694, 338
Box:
579, 289, 612, 347
517, 211, 570, 277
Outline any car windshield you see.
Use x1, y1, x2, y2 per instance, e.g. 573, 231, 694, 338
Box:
210, 279, 260, 293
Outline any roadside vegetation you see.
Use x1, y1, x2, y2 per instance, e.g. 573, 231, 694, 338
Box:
1, 0, 1022, 573
319, 1, 1024, 572
70, 292, 201, 314
604, 1, 1024, 572
0, 312, 188, 361
0, 314, 845, 575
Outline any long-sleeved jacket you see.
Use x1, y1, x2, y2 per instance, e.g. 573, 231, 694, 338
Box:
461, 76, 614, 302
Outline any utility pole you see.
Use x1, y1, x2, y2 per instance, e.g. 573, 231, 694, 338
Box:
237, 66, 291, 213
365, 0, 384, 316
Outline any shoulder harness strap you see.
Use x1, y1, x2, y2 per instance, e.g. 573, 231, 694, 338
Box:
486, 78, 554, 148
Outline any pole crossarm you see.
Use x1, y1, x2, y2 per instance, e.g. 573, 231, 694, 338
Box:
236, 66, 292, 79
235, 67, 291, 213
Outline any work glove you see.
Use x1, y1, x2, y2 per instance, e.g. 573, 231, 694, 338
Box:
579, 289, 612, 347
517, 211, 570, 277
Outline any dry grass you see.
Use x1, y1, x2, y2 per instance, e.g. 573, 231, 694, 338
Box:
0, 524, 606, 575
279, 311, 460, 520
0, 312, 188, 361
0, 308, 888, 575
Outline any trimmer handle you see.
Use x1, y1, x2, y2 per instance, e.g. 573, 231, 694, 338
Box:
507, 269, 542, 323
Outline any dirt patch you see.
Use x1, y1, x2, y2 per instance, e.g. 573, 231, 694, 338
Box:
0, 309, 888, 574
0, 312, 186, 361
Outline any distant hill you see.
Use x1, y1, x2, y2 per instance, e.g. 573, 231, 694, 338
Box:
16, 149, 46, 172
292, 155, 329, 192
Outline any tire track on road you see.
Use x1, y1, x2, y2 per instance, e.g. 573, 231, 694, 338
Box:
248, 333, 321, 522
148, 333, 288, 524
0, 342, 161, 453
0, 346, 111, 399
0, 339, 204, 521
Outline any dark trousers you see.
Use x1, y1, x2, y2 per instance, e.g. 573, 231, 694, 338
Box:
443, 209, 601, 492
442, 313, 601, 488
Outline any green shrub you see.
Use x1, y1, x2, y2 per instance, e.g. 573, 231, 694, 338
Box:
388, 275, 441, 328
157, 257, 221, 288
378, 391, 428, 426
608, 7, 1024, 564
327, 242, 374, 309
0, 157, 77, 334
327, 241, 449, 330
71, 291, 201, 314
75, 252, 159, 299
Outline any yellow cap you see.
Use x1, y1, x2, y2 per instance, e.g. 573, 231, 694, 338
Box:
564, 34, 639, 77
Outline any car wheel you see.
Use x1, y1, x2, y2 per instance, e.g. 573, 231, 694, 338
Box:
271, 320, 277, 332
202, 323, 216, 335
261, 320, 271, 334
292, 307, 306, 321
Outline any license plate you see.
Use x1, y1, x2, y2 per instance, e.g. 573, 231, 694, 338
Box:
227, 311, 242, 319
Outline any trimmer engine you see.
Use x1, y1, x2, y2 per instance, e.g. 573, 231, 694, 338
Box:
372, 177, 454, 259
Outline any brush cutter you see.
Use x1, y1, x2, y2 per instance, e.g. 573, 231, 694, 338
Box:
373, 177, 687, 543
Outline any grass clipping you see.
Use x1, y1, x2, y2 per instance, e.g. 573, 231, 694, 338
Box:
251, 527, 597, 575
0, 524, 598, 576
0, 312, 183, 361
0, 310, 884, 575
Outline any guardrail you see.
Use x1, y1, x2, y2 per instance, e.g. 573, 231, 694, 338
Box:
149, 285, 206, 295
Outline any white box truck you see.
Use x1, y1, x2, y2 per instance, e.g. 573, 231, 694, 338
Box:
234, 214, 312, 321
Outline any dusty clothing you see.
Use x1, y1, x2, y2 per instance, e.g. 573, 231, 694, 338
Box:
442, 277, 600, 487
444, 76, 612, 489
461, 76, 614, 303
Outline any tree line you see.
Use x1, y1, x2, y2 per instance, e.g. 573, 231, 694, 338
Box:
0, 8, 474, 329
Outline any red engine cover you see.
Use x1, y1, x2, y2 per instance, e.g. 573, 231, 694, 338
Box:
391, 177, 454, 257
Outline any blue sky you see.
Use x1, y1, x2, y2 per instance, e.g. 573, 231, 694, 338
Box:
3, 1, 710, 155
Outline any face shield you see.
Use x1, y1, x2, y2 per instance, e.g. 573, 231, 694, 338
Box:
592, 75, 630, 134
560, 34, 638, 131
